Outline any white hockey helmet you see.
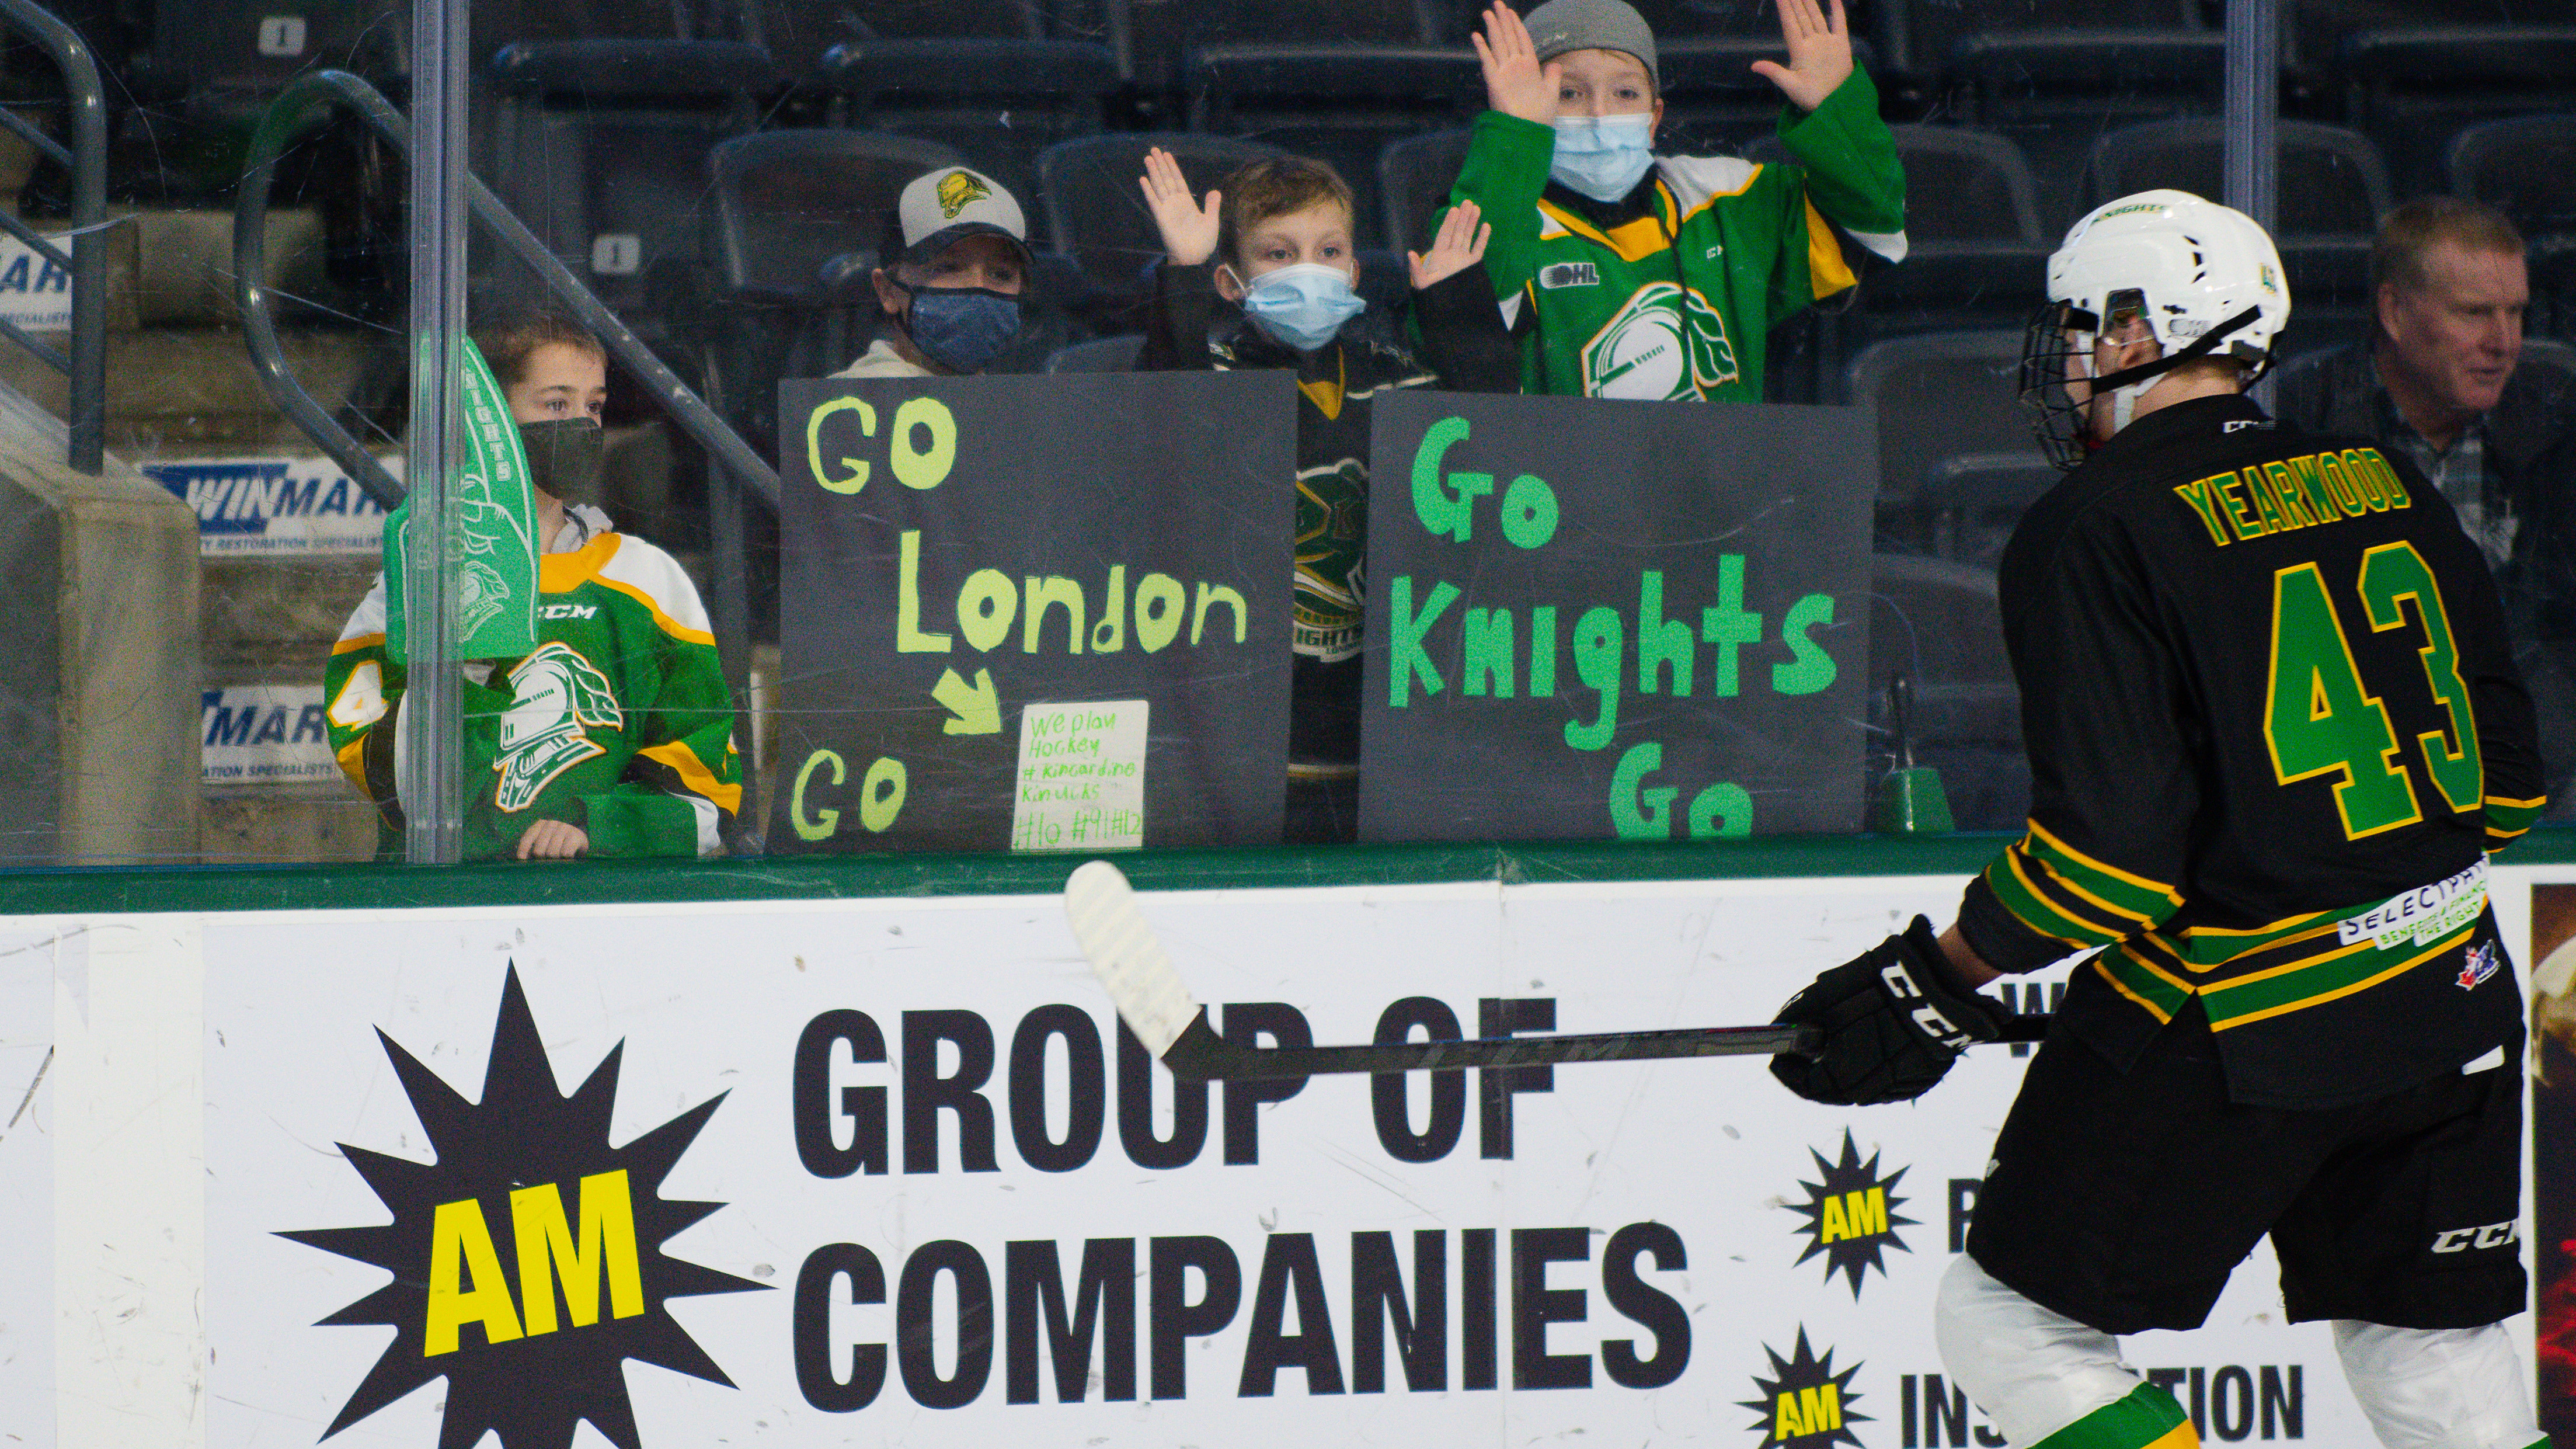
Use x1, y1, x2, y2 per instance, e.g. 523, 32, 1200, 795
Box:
2020, 189, 2290, 468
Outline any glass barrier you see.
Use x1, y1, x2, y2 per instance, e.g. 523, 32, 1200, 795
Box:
0, 0, 2566, 867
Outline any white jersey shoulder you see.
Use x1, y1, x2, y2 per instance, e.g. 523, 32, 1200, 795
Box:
1655, 154, 1764, 213
594, 533, 715, 637
339, 572, 389, 644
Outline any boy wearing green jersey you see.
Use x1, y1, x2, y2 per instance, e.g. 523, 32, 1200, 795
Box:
1443, 0, 1906, 401
324, 311, 742, 860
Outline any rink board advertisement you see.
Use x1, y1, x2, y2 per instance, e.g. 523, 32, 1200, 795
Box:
22, 868, 2576, 1445
193, 881, 2364, 1449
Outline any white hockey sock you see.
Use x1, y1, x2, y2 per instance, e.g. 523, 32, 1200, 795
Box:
1935, 1255, 2158, 1447
2334, 1321, 2542, 1449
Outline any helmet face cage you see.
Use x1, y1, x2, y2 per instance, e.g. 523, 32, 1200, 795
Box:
2020, 286, 2274, 471
2019, 296, 2114, 471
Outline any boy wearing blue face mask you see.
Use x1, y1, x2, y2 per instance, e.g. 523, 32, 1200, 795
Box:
836, 165, 1031, 379
1443, 0, 1906, 401
1136, 151, 1515, 842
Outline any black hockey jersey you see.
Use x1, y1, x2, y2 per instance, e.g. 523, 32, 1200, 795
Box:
1954, 393, 2545, 1107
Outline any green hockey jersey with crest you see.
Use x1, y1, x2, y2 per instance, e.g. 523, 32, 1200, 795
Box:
324, 521, 741, 860
1437, 68, 1906, 401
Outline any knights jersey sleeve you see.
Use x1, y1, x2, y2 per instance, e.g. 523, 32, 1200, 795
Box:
323, 574, 405, 841
1955, 509, 2194, 975
1769, 65, 1908, 309
572, 536, 742, 858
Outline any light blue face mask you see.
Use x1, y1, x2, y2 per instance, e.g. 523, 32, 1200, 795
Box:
1236, 262, 1367, 352
1550, 113, 1657, 203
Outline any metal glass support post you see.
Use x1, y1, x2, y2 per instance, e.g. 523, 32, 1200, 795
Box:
2224, 0, 2281, 408
399, 0, 469, 864
2221, 0, 2280, 234
705, 460, 758, 845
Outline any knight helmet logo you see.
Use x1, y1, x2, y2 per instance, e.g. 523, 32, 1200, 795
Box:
495, 641, 622, 811
1578, 283, 1740, 401
457, 556, 510, 640
936, 170, 991, 219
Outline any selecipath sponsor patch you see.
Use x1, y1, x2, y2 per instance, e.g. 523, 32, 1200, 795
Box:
2336, 859, 2487, 951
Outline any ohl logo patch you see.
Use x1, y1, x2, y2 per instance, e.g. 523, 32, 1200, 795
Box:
1739, 1330, 1869, 1449
283, 966, 767, 1448
1787, 1130, 1915, 1297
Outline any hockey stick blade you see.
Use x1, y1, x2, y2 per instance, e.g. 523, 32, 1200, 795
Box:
1064, 859, 1202, 1058
1063, 859, 2051, 1083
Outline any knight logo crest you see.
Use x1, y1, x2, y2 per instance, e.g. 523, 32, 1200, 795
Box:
1578, 283, 1739, 401
495, 642, 621, 811
2458, 939, 2501, 991
935, 169, 990, 219
456, 557, 510, 639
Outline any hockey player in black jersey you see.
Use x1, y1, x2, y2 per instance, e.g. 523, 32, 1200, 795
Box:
1770, 191, 2550, 1449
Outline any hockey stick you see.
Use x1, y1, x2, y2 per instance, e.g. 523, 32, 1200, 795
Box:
1063, 860, 2049, 1083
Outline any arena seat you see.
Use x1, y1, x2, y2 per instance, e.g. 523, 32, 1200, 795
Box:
1046, 333, 1144, 371
2344, 26, 2576, 196
1039, 131, 1289, 322
1868, 552, 2027, 831
1933, 26, 2226, 231
148, 0, 400, 116
1184, 46, 1476, 251
1657, 36, 1885, 154
692, 129, 966, 446
1377, 126, 1472, 255
1893, 0, 2201, 81
2087, 119, 2390, 237
819, 39, 1121, 232
2449, 115, 2576, 243
1127, 0, 1450, 87
486, 40, 781, 341
1843, 329, 2032, 510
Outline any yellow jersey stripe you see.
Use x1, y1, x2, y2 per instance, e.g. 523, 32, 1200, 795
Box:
2024, 817, 2182, 899
334, 735, 368, 792
332, 631, 387, 656
2032, 852, 2159, 926
2093, 957, 2177, 1024
1533, 199, 1683, 263
637, 739, 743, 815
593, 574, 719, 647
1804, 199, 1857, 299
2211, 929, 2470, 1030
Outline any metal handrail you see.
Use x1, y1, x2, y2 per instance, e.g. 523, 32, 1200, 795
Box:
0, 0, 106, 474
233, 68, 781, 509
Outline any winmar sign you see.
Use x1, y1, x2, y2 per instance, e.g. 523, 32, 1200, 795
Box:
284, 968, 765, 1448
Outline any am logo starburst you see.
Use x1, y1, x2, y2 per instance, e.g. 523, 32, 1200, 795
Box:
281, 965, 767, 1448
1738, 1330, 1869, 1449
1786, 1130, 1914, 1297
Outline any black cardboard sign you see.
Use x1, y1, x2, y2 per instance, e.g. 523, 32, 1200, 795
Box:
774, 371, 1298, 853
1360, 392, 1875, 841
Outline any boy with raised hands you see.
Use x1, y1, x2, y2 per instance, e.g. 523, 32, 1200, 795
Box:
1447, 0, 1905, 401
1134, 149, 1513, 843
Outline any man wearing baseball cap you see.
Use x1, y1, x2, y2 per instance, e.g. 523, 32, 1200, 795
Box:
836, 165, 1033, 378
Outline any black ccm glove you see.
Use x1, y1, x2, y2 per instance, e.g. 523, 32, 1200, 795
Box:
1770, 916, 2014, 1106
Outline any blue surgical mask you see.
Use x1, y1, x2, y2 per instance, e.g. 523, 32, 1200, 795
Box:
1235, 262, 1366, 352
1550, 114, 1657, 203
897, 283, 1023, 374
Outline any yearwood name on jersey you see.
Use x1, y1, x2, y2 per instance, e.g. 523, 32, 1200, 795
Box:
1957, 394, 2544, 1109
324, 526, 742, 860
